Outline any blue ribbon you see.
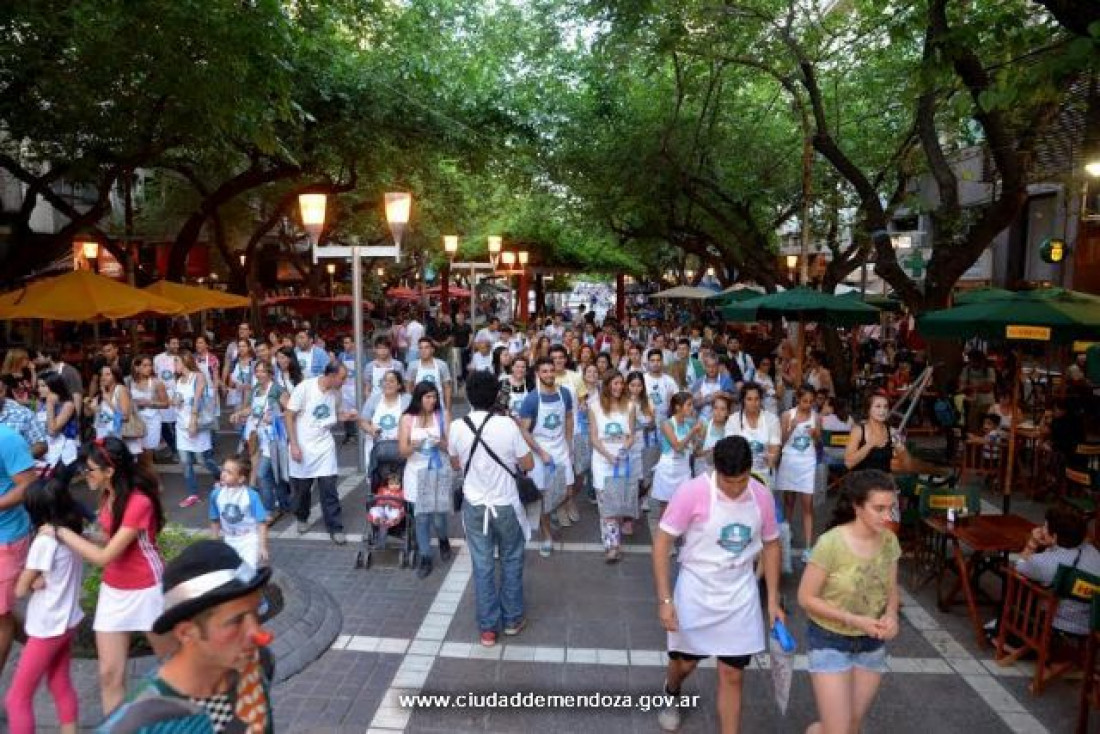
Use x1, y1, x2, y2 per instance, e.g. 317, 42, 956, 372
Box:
273, 414, 287, 443
112, 409, 123, 437
428, 446, 443, 471
612, 455, 631, 478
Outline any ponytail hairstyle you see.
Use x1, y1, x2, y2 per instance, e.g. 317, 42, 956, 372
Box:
24, 476, 85, 534
829, 469, 896, 529
85, 437, 165, 537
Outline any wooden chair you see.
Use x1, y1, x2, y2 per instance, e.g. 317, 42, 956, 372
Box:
1075, 596, 1100, 734
908, 479, 976, 588
996, 564, 1100, 695
959, 434, 1006, 491
1064, 450, 1100, 540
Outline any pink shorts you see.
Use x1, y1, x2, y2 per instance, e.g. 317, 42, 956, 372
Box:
0, 534, 31, 615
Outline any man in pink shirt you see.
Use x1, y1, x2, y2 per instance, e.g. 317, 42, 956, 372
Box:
652, 435, 783, 733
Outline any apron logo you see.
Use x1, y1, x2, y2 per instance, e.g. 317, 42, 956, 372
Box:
605, 422, 624, 437
793, 435, 811, 451
718, 522, 753, 557
543, 413, 562, 430
160, 370, 174, 381
419, 374, 437, 384
312, 404, 331, 420
379, 414, 397, 430
749, 440, 764, 455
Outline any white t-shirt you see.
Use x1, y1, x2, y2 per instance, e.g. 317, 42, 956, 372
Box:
288, 377, 339, 478
25, 534, 84, 638
644, 372, 680, 422
448, 411, 531, 507
406, 320, 425, 349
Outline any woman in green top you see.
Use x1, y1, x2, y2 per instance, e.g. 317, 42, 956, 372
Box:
797, 469, 900, 734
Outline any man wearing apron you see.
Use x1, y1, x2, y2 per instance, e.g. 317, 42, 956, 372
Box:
652, 435, 783, 733
405, 337, 453, 413
363, 337, 405, 398
518, 356, 574, 558
338, 336, 362, 446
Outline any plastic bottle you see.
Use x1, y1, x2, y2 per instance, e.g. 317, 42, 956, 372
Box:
772, 618, 797, 653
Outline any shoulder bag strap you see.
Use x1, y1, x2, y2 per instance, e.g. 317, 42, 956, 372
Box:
462, 415, 495, 476
465, 415, 520, 480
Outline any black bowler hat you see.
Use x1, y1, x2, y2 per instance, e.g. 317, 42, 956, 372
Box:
152, 540, 271, 635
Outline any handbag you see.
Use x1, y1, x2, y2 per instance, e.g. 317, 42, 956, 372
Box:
462, 416, 541, 506
416, 450, 453, 514
196, 386, 218, 433
573, 432, 592, 475
115, 387, 146, 440
599, 456, 639, 518
641, 428, 661, 475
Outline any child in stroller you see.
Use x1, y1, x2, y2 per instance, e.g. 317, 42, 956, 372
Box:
355, 451, 416, 569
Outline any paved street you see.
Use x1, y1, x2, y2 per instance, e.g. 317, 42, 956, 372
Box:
0, 424, 1086, 733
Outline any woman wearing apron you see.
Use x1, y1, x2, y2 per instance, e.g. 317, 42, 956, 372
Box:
653, 435, 783, 733
726, 383, 781, 486
225, 339, 255, 413
569, 364, 600, 519
775, 386, 822, 563
650, 392, 704, 514
128, 356, 169, 470
360, 370, 410, 481
238, 361, 291, 516
499, 356, 530, 419
399, 382, 451, 579
338, 337, 360, 445
90, 366, 143, 458
627, 371, 657, 513
35, 373, 79, 468
193, 335, 221, 424
590, 371, 635, 562
694, 393, 732, 478
174, 352, 221, 509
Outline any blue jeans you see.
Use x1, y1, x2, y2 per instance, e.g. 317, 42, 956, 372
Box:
414, 506, 449, 562
257, 455, 292, 513
180, 449, 221, 498
462, 502, 525, 633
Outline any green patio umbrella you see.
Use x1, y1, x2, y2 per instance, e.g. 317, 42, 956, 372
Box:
919, 288, 1100, 512
722, 287, 880, 389
838, 290, 904, 312
952, 287, 1015, 306
709, 288, 765, 306
721, 286, 881, 327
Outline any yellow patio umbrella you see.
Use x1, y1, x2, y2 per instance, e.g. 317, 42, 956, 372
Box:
144, 280, 250, 314
0, 270, 185, 321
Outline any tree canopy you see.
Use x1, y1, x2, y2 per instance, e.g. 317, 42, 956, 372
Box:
0, 0, 1095, 309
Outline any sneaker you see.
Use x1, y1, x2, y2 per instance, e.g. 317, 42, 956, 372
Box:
503, 618, 527, 636
178, 495, 200, 509
622, 520, 634, 537
640, 496, 651, 513
480, 630, 498, 647
539, 540, 553, 558
439, 539, 453, 563
657, 685, 681, 731
417, 558, 433, 579
605, 548, 622, 564
331, 531, 347, 546
297, 521, 310, 535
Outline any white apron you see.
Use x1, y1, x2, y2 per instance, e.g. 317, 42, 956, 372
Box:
728, 411, 775, 486
129, 379, 163, 451
530, 389, 574, 488
226, 360, 254, 409
775, 409, 818, 494
409, 359, 441, 388
37, 404, 77, 466
668, 473, 765, 656
651, 417, 693, 502
339, 352, 359, 411
370, 361, 399, 396
695, 377, 724, 421
591, 403, 630, 490
154, 353, 178, 423
693, 418, 728, 478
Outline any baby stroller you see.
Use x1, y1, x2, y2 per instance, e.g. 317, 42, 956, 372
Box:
355, 441, 416, 570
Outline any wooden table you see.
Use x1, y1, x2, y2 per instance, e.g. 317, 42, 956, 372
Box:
929, 513, 1038, 647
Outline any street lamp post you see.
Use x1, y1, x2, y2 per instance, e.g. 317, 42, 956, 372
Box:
303, 191, 411, 472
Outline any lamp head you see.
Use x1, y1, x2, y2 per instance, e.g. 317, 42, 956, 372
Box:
1086, 160, 1100, 178
488, 235, 502, 255
444, 235, 459, 257
785, 254, 798, 269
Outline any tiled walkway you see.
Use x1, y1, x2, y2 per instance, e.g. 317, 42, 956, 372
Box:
0, 430, 1089, 732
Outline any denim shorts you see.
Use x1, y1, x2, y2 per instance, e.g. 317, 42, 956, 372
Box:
806, 620, 888, 674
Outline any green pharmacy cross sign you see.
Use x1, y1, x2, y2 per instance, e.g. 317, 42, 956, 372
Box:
902, 249, 927, 279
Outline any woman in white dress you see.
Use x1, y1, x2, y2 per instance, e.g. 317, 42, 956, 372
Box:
89, 365, 143, 458
694, 392, 733, 478
589, 371, 636, 562
775, 386, 822, 562
35, 373, 79, 468
650, 391, 705, 514
225, 339, 256, 413
399, 381, 452, 579
756, 356, 784, 415
726, 383, 781, 486
174, 351, 221, 509
128, 356, 170, 470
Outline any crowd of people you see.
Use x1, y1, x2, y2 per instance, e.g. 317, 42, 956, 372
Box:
0, 299, 1094, 732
